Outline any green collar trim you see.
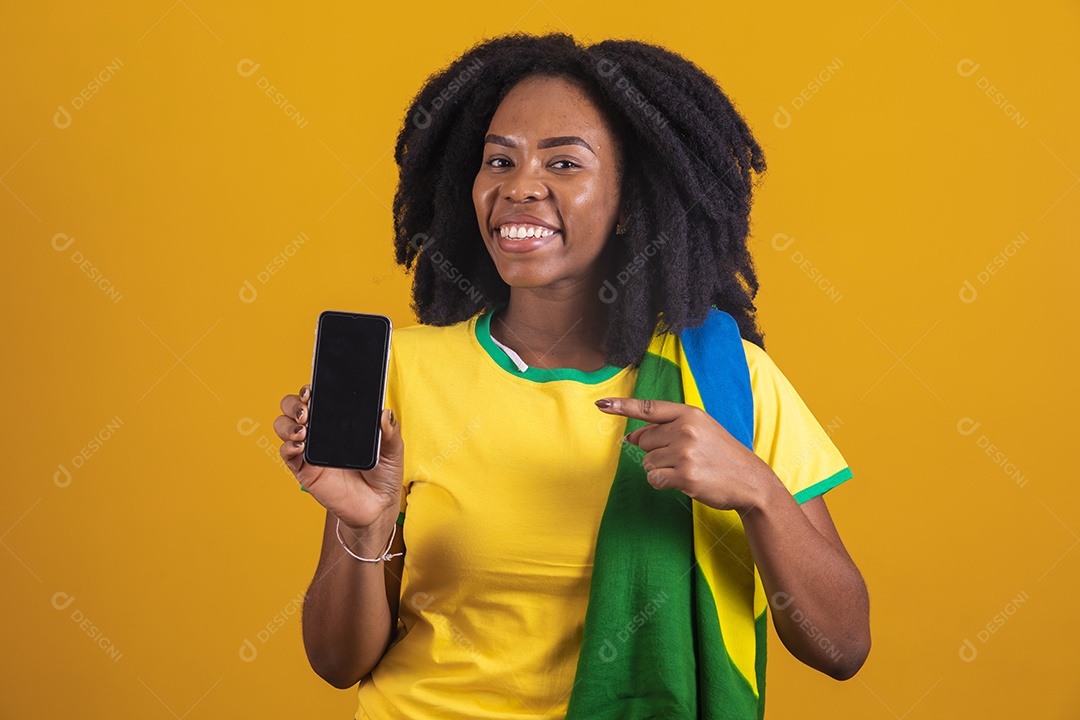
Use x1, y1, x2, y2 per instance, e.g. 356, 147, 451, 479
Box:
474, 302, 626, 384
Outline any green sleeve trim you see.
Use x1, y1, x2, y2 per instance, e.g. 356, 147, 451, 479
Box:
792, 466, 853, 504
299, 484, 308, 493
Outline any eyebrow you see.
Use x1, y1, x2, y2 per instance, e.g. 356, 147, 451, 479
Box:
485, 134, 596, 156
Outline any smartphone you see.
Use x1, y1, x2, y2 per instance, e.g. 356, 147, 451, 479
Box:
303, 310, 392, 471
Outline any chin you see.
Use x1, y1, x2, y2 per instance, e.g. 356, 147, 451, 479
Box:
498, 275, 553, 289
499, 266, 566, 286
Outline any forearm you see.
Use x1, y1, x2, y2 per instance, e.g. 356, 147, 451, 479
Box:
301, 508, 398, 689
741, 472, 870, 679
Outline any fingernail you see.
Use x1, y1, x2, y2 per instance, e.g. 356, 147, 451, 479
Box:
389, 409, 396, 427
595, 399, 612, 409
621, 432, 630, 443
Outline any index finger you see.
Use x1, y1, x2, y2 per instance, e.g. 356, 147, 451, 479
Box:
594, 397, 684, 423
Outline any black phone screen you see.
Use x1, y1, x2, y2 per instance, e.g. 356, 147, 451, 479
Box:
303, 311, 392, 471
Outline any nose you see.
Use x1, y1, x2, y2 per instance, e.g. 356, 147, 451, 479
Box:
501, 163, 547, 203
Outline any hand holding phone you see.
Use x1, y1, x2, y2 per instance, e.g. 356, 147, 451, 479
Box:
274, 311, 404, 532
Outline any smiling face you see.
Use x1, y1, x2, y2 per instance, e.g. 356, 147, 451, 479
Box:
472, 74, 624, 292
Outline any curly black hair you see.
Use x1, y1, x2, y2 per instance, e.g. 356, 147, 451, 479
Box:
391, 32, 768, 367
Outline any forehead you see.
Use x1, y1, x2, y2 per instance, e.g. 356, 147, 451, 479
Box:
486, 75, 617, 144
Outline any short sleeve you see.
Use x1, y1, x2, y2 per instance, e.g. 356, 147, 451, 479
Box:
741, 339, 853, 503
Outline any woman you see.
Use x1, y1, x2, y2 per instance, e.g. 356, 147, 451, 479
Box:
276, 32, 870, 719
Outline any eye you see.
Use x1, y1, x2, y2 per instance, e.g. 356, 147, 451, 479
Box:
551, 159, 581, 169
485, 156, 511, 168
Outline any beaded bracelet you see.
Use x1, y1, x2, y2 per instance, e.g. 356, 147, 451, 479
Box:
335, 517, 404, 563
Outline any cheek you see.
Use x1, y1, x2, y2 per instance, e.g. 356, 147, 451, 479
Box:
568, 178, 617, 230
471, 175, 482, 207
472, 175, 496, 213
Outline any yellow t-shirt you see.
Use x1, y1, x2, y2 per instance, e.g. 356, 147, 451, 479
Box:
355, 305, 852, 719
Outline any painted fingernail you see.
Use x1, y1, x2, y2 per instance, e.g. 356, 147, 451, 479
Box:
595, 399, 612, 408
293, 425, 303, 435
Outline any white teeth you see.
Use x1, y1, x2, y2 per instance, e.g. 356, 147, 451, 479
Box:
499, 224, 556, 239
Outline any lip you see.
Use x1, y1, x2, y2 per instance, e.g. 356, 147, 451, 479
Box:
492, 213, 561, 232
493, 227, 560, 254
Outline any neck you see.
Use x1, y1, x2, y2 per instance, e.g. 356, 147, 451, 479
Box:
490, 286, 614, 372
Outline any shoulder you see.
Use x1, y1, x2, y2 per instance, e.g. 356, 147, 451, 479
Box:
389, 317, 478, 370
384, 319, 475, 404
738, 337, 776, 386
391, 317, 476, 347
739, 337, 765, 364
737, 336, 825, 408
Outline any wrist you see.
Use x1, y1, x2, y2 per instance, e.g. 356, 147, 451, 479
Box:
740, 467, 789, 520
338, 492, 399, 534
336, 511, 398, 558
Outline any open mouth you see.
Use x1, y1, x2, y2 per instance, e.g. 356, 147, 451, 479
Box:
497, 223, 561, 240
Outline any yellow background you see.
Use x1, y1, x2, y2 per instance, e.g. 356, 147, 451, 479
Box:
2, 1, 1076, 717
